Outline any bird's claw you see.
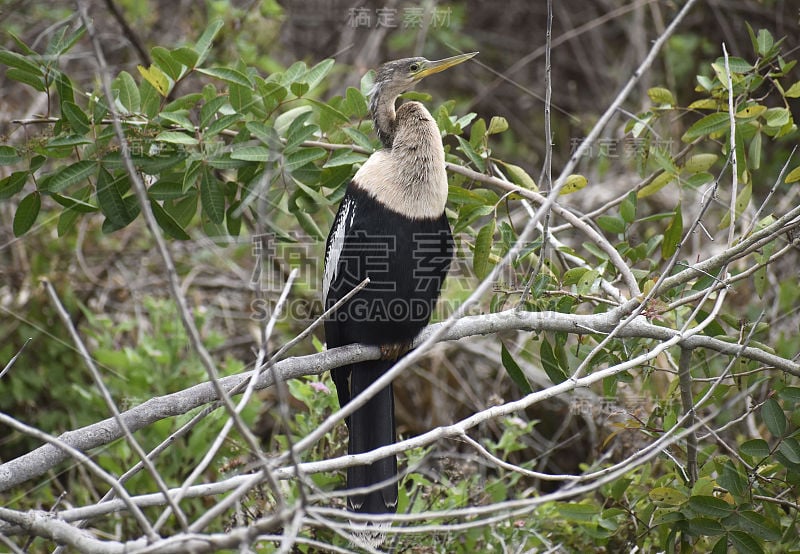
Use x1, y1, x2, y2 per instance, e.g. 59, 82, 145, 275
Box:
380, 342, 411, 361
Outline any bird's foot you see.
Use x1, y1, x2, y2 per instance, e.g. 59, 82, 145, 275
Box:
380, 341, 412, 361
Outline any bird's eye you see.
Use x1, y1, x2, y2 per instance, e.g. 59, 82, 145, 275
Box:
409, 63, 419, 72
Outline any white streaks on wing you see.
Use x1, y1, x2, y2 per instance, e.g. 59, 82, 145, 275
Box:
322, 196, 354, 302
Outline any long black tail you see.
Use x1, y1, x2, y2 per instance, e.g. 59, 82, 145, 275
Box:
340, 359, 398, 514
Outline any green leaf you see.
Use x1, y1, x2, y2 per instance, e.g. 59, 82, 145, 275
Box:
295, 210, 325, 240
150, 199, 191, 239
487, 116, 509, 134
232, 82, 258, 115
473, 219, 495, 280
687, 518, 725, 537
688, 98, 719, 110
306, 98, 349, 131
171, 46, 199, 69
151, 46, 184, 81
57, 205, 81, 236
341, 127, 374, 152
47, 160, 96, 192
47, 135, 92, 148
55, 71, 75, 107
500, 343, 532, 395
683, 153, 718, 173
740, 439, 769, 458
275, 106, 313, 136
729, 530, 764, 554
620, 191, 637, 223
0, 145, 22, 166
497, 161, 536, 189
343, 86, 368, 118
761, 398, 786, 438
61, 101, 91, 135
748, 130, 762, 170
156, 130, 198, 145
648, 87, 675, 105
778, 437, 800, 464
147, 181, 184, 200
763, 107, 790, 128
737, 511, 780, 541
0, 171, 29, 199
195, 19, 224, 66
302, 58, 335, 90
159, 109, 196, 131
0, 49, 42, 75
322, 149, 368, 168
736, 105, 767, 120
685, 172, 714, 188
96, 168, 133, 227
246, 121, 281, 149
720, 183, 752, 229
556, 502, 599, 522
283, 112, 318, 152
779, 387, 800, 402
756, 29, 774, 56
204, 113, 241, 138
559, 174, 587, 195
469, 117, 486, 150
258, 81, 288, 113
5, 67, 45, 91
562, 267, 589, 287
230, 145, 275, 162
45, 23, 85, 57
753, 262, 767, 298
51, 192, 97, 213
284, 147, 326, 173
198, 95, 227, 127
200, 168, 225, 224
198, 67, 253, 88
13, 191, 40, 236
283, 61, 308, 85
661, 204, 682, 259
576, 269, 599, 295
456, 136, 485, 171
638, 171, 675, 198
682, 112, 730, 142
714, 56, 754, 74
597, 215, 625, 235
649, 486, 687, 506
226, 201, 242, 236
784, 165, 800, 184
137, 64, 171, 96
688, 495, 734, 518
784, 81, 800, 98
112, 71, 140, 113
540, 338, 567, 384
718, 461, 747, 497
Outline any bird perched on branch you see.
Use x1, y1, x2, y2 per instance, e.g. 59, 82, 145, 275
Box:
323, 52, 477, 521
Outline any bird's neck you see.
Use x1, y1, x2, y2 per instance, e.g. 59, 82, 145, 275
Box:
354, 103, 448, 220
369, 84, 397, 148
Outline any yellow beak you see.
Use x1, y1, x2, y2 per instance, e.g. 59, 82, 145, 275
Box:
415, 52, 478, 80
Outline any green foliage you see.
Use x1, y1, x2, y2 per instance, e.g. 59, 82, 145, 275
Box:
2, 14, 800, 553
0, 20, 375, 241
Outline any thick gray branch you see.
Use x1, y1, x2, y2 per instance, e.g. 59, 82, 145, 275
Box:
1, 307, 798, 492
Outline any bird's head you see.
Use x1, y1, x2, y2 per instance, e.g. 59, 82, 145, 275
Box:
371, 52, 478, 99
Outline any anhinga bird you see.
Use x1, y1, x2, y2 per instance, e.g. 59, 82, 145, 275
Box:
323, 52, 477, 518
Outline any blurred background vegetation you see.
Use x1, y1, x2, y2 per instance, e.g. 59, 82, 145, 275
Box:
1, 1, 799, 551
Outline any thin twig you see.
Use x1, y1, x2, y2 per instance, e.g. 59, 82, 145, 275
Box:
722, 42, 739, 246
42, 279, 189, 531
76, 0, 283, 523
677, 347, 697, 485
0, 413, 157, 541
0, 338, 31, 380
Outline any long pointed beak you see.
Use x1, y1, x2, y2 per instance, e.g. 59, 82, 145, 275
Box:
415, 52, 478, 80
